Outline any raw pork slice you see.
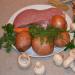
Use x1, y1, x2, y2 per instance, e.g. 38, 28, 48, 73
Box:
13, 8, 64, 28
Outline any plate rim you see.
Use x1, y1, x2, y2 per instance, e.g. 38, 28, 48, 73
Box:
8, 4, 54, 24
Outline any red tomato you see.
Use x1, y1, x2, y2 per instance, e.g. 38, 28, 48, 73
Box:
51, 15, 67, 30
54, 32, 70, 47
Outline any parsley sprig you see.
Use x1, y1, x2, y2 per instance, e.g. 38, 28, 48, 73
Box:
29, 24, 65, 43
64, 32, 75, 51
0, 23, 15, 53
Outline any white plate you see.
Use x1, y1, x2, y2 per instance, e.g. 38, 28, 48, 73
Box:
8, 4, 73, 57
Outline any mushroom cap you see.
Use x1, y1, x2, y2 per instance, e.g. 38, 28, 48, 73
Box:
53, 54, 63, 66
18, 53, 31, 68
35, 61, 42, 67
34, 61, 45, 74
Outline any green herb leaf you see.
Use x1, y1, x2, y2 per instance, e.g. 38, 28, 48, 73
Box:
29, 24, 65, 44
0, 23, 15, 53
64, 41, 75, 51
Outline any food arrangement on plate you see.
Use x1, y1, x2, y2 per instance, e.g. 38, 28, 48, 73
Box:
0, 5, 74, 57
0, 4, 75, 73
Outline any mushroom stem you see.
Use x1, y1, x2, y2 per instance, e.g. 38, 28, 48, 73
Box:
70, 61, 75, 72
63, 56, 75, 68
63, 49, 75, 68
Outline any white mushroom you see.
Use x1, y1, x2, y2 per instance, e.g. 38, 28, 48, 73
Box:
63, 56, 74, 68
34, 61, 45, 75
18, 53, 31, 68
70, 61, 75, 72
63, 49, 75, 68
53, 54, 64, 66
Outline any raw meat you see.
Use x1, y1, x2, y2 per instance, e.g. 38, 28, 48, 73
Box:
13, 8, 64, 28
